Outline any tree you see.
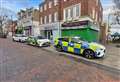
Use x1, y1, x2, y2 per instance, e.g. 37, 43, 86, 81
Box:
0, 15, 8, 33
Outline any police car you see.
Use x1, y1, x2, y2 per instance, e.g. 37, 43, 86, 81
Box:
54, 37, 105, 59
26, 36, 50, 47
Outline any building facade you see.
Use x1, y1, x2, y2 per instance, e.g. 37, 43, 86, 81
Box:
17, 8, 40, 36
39, 0, 103, 41
39, 0, 61, 40
8, 20, 17, 36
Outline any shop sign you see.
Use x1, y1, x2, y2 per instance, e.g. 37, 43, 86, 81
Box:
62, 20, 89, 27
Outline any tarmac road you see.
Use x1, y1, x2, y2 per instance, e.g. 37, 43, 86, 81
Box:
0, 38, 119, 82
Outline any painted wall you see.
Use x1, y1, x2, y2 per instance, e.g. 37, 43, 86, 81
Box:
62, 28, 99, 42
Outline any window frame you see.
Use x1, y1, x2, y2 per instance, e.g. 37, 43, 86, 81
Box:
49, 14, 52, 23
63, 3, 81, 21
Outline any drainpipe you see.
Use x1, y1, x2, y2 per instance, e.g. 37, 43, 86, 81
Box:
58, 0, 61, 38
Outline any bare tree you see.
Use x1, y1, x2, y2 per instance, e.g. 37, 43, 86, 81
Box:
0, 15, 8, 33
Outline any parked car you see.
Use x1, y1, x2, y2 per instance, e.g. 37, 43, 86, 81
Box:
12, 34, 28, 42
26, 36, 50, 47
54, 37, 106, 59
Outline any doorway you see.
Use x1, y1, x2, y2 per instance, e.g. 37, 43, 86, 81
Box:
45, 30, 53, 40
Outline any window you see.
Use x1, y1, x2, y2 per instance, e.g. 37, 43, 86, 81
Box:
28, 12, 32, 17
49, 14, 52, 23
96, 0, 99, 5
44, 16, 47, 24
71, 38, 81, 43
40, 17, 43, 24
65, 9, 68, 20
54, 12, 58, 22
68, 8, 71, 19
40, 6, 43, 12
70, 7, 73, 18
54, 0, 58, 6
49, 1, 52, 8
64, 8, 71, 20
92, 8, 95, 19
76, 5, 80, 17
95, 12, 98, 21
44, 4, 47, 10
64, 4, 81, 20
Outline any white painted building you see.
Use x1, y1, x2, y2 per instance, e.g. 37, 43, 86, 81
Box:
17, 8, 40, 36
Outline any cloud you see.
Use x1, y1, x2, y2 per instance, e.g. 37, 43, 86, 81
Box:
0, 0, 20, 12
102, 1, 116, 22
0, 0, 40, 19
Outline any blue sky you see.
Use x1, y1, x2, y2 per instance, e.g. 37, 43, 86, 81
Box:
0, 0, 114, 20
0, 0, 43, 12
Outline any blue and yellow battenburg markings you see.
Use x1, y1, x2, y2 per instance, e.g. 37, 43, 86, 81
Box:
57, 40, 90, 54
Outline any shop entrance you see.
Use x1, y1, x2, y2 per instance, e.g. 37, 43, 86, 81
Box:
45, 30, 53, 40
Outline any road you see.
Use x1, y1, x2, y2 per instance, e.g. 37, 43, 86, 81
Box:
0, 38, 119, 82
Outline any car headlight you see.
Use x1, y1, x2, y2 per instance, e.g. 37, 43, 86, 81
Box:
95, 48, 105, 57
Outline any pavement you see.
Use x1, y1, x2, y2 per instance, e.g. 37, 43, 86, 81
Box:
0, 38, 120, 82
42, 43, 120, 72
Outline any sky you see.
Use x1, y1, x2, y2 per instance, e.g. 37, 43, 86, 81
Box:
0, 0, 114, 20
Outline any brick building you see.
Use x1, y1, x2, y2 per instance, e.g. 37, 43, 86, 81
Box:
39, 0, 103, 41
8, 20, 17, 36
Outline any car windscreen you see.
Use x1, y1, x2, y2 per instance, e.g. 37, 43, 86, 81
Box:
71, 37, 87, 43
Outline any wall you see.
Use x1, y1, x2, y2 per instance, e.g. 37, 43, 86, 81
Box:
62, 26, 99, 42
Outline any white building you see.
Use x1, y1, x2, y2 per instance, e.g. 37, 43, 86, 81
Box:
17, 8, 40, 36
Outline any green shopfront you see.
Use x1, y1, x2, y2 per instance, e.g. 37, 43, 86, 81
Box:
61, 20, 99, 42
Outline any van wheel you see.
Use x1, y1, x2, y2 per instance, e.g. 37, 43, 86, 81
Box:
83, 49, 95, 59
